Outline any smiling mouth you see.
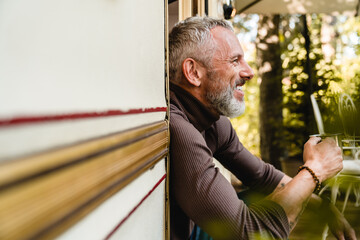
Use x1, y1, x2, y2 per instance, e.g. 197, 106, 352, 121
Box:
234, 79, 246, 91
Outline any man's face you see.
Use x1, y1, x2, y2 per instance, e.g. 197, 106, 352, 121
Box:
203, 27, 254, 118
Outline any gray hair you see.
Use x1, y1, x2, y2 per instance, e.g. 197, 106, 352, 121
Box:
168, 16, 233, 83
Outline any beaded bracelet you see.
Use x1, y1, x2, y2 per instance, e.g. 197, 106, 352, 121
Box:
297, 165, 321, 194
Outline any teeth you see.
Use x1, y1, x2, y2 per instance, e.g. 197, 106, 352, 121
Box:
236, 86, 242, 90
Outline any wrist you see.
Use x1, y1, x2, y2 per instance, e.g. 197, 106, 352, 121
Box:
297, 165, 321, 194
302, 161, 324, 182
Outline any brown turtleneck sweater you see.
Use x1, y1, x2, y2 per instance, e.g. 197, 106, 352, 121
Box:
169, 83, 290, 240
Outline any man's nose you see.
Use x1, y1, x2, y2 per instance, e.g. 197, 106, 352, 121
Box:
239, 62, 254, 81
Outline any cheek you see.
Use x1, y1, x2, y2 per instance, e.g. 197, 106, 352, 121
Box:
220, 68, 237, 86
206, 69, 232, 93
210, 79, 227, 94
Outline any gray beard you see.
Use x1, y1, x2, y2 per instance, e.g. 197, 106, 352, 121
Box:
206, 84, 245, 118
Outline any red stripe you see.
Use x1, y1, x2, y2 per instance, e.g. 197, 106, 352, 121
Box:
0, 107, 167, 127
105, 173, 167, 240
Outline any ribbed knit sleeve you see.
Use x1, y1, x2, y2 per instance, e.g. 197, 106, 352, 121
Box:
213, 116, 284, 195
170, 111, 290, 240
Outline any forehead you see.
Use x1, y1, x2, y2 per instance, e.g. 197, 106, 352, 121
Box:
210, 26, 243, 59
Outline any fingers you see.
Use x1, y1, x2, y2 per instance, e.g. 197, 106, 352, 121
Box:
306, 136, 322, 146
306, 136, 337, 146
327, 197, 357, 240
344, 227, 357, 240
337, 236, 345, 240
331, 219, 357, 240
321, 137, 337, 146
332, 230, 345, 240
307, 137, 341, 155
304, 135, 344, 181
335, 234, 356, 240
332, 228, 356, 240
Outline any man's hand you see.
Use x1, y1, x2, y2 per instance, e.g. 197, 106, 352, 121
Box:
327, 203, 356, 240
303, 136, 343, 182
268, 137, 345, 234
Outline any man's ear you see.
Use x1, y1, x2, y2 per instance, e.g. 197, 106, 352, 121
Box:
182, 58, 205, 87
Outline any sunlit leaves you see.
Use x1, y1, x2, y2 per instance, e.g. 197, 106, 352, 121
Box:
230, 13, 360, 158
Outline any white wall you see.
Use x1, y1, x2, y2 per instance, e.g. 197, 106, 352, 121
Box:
0, 1, 167, 239
57, 160, 166, 240
0, 0, 166, 160
0, 0, 165, 116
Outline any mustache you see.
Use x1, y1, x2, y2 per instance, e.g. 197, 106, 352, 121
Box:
234, 78, 246, 88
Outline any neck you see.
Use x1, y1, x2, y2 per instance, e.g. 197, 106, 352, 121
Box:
170, 81, 219, 116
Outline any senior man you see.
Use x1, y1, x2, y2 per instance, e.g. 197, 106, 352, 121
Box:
169, 16, 355, 240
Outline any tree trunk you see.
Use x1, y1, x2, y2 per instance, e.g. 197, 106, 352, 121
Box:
301, 14, 314, 139
256, 14, 284, 170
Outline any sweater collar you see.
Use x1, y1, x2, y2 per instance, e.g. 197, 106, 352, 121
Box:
170, 83, 220, 132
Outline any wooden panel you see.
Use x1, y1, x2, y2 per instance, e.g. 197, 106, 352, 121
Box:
0, 111, 166, 161
0, 121, 169, 240
207, 0, 220, 18
179, 0, 193, 20
197, 0, 206, 16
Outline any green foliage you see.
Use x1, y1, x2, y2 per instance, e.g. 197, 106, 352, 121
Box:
230, 16, 261, 157
230, 14, 360, 158
230, 52, 261, 157
281, 14, 343, 156
339, 16, 360, 55
330, 16, 360, 104
231, 73, 260, 157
